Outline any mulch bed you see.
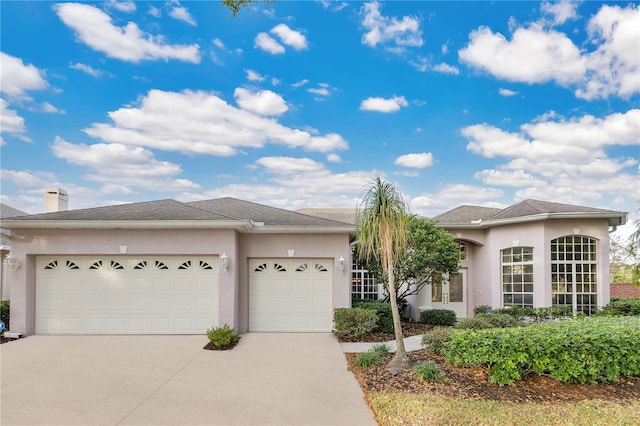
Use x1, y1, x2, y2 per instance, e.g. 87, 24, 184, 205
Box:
343, 322, 640, 404
203, 339, 240, 350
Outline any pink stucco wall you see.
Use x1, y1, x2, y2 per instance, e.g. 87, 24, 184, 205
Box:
8, 228, 351, 335
417, 218, 613, 317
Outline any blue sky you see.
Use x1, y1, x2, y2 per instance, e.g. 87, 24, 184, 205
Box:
1, 1, 638, 232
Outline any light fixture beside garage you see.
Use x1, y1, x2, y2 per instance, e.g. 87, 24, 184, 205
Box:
5, 255, 21, 272
220, 253, 230, 271
338, 256, 346, 272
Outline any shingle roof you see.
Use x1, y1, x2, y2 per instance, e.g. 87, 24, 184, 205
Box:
295, 208, 357, 225
1, 197, 354, 230
1, 204, 28, 219
433, 199, 626, 227
188, 198, 352, 226
432, 205, 502, 225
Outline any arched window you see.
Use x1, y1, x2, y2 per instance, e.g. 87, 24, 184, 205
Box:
551, 236, 598, 315
501, 247, 534, 308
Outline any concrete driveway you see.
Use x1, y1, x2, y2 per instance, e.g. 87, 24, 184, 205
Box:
1, 334, 376, 425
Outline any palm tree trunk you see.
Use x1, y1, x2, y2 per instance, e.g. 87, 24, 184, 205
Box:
387, 258, 412, 371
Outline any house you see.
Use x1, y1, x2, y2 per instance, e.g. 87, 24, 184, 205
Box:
0, 191, 354, 336
1, 192, 627, 336
1, 203, 28, 300
302, 200, 627, 319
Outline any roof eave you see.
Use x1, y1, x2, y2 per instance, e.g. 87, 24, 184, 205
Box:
436, 211, 627, 229
248, 225, 355, 234
0, 220, 254, 231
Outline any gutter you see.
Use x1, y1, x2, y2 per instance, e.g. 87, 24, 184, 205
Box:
0, 220, 255, 231
435, 211, 627, 229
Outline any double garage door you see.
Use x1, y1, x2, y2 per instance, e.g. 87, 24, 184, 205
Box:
249, 258, 333, 332
36, 256, 218, 334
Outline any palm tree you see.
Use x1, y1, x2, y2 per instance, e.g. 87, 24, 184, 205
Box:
356, 177, 412, 371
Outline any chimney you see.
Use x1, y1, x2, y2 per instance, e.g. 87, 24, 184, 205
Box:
45, 188, 68, 212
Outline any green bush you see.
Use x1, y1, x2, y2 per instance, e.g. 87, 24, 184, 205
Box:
596, 298, 640, 316
413, 361, 444, 382
0, 300, 9, 331
456, 317, 492, 329
473, 305, 492, 315
444, 317, 640, 386
480, 312, 520, 328
353, 344, 389, 369
422, 326, 454, 355
492, 306, 536, 319
371, 343, 390, 355
334, 308, 379, 339
420, 309, 456, 326
352, 300, 394, 333
206, 324, 240, 348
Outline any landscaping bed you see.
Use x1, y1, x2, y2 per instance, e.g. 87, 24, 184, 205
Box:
346, 350, 640, 404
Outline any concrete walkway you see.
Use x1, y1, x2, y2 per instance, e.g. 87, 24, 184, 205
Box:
1, 334, 376, 426
340, 334, 424, 353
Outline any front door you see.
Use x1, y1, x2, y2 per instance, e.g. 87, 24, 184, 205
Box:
431, 270, 467, 318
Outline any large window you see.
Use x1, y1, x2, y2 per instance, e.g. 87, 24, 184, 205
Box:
501, 247, 534, 308
351, 258, 380, 301
551, 236, 598, 315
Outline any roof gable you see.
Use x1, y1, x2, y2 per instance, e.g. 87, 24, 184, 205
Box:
1, 203, 28, 219
488, 199, 621, 221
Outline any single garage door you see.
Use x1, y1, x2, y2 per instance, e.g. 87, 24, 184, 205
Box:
249, 258, 333, 332
36, 256, 218, 334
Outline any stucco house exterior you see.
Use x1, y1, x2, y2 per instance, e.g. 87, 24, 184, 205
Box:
1, 203, 28, 300
1, 194, 354, 336
1, 192, 627, 336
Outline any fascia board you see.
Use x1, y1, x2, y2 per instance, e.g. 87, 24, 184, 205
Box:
0, 220, 254, 231
248, 225, 355, 234
435, 211, 627, 229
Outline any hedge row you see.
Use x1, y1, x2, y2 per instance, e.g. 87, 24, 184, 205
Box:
444, 317, 640, 386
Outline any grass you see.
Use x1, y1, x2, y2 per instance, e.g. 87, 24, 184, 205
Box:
368, 393, 640, 426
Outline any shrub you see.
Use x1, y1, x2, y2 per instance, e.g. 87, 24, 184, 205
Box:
413, 361, 444, 382
206, 324, 241, 348
456, 317, 492, 330
353, 344, 389, 369
492, 306, 535, 319
352, 300, 394, 333
473, 305, 492, 315
444, 317, 640, 386
420, 309, 456, 326
422, 326, 454, 355
334, 308, 379, 339
480, 312, 520, 328
0, 300, 9, 331
371, 343, 390, 355
596, 298, 640, 316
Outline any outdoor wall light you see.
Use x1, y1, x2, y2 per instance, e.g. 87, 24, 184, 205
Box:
220, 253, 230, 271
5, 255, 22, 272
338, 256, 346, 272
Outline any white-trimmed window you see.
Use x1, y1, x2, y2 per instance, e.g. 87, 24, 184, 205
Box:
501, 247, 534, 308
351, 258, 380, 301
551, 236, 598, 315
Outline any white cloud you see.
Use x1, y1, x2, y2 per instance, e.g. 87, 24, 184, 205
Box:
395, 171, 419, 178
394, 152, 434, 169
270, 24, 308, 50
0, 98, 30, 141
360, 95, 408, 113
410, 184, 505, 217
169, 5, 196, 26
432, 62, 460, 75
271, 77, 280, 86
255, 32, 285, 54
255, 157, 325, 174
459, 25, 585, 85
54, 3, 200, 63
42, 102, 65, 114
361, 1, 423, 51
148, 6, 161, 17
106, 0, 136, 13
291, 79, 309, 89
69, 62, 111, 78
245, 69, 265, 82
578, 4, 640, 100
327, 153, 341, 163
498, 88, 518, 96
52, 136, 200, 192
541, 0, 578, 25
474, 169, 546, 187
234, 87, 288, 116
83, 89, 348, 156
0, 52, 48, 98
213, 38, 225, 49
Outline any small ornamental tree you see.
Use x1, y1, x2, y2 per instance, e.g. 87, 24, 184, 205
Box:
356, 215, 461, 301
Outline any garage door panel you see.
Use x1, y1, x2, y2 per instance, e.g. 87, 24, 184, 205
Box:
36, 256, 218, 334
250, 258, 333, 332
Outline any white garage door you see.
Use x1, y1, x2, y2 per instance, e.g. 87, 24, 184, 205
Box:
249, 258, 333, 332
36, 256, 218, 334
